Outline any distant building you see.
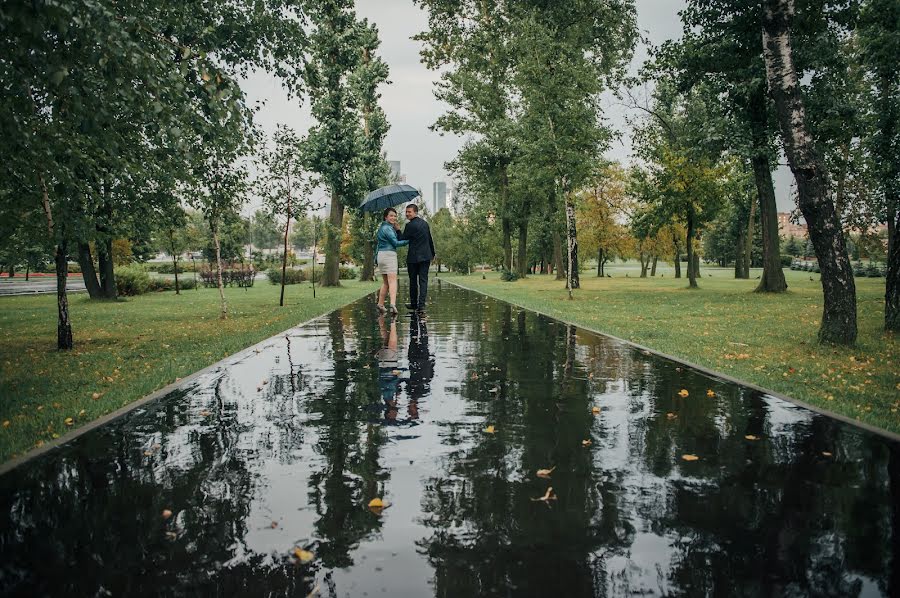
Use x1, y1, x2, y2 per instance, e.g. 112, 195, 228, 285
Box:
433, 181, 447, 213
777, 212, 808, 238
388, 160, 406, 183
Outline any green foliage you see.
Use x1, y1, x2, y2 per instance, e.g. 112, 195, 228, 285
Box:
115, 265, 152, 296
266, 268, 306, 285
500, 269, 519, 282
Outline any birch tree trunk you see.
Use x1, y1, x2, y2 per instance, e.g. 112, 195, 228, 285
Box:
213, 222, 228, 319
762, 0, 856, 343
564, 192, 579, 295
322, 190, 344, 287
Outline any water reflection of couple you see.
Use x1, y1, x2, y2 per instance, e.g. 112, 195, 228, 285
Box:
376, 313, 433, 423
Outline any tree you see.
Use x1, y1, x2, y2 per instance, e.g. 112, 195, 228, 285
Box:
303, 1, 385, 287
670, 0, 788, 292
762, 0, 857, 344
257, 125, 312, 306
577, 164, 633, 277
857, 0, 900, 331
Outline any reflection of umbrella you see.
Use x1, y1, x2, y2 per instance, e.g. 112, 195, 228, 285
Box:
359, 184, 420, 213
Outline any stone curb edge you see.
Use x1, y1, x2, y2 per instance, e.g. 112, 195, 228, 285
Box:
443, 277, 900, 445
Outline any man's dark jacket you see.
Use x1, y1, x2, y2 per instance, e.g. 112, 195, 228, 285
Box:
398, 216, 435, 264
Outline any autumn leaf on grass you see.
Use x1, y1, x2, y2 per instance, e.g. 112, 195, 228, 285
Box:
293, 548, 315, 563
530, 487, 557, 502
536, 466, 555, 479
681, 454, 699, 462
677, 389, 689, 398
483, 425, 496, 434
64, 417, 74, 426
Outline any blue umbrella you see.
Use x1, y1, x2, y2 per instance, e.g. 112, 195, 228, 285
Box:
359, 184, 420, 213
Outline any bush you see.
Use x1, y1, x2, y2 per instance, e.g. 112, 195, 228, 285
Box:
339, 265, 357, 280
199, 266, 257, 288
151, 261, 197, 274
812, 263, 821, 273
266, 267, 306, 285
780, 255, 793, 267
115, 264, 151, 296
853, 261, 866, 277
866, 263, 884, 278
500, 269, 520, 282
302, 267, 321, 283
67, 262, 82, 274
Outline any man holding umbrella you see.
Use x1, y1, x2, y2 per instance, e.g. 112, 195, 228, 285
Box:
397, 203, 435, 312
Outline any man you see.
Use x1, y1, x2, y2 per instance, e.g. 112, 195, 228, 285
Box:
397, 203, 435, 312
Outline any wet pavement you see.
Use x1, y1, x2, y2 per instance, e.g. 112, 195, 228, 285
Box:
1, 281, 899, 597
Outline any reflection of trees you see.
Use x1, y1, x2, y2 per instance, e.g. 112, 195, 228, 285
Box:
419, 302, 617, 596
304, 306, 389, 569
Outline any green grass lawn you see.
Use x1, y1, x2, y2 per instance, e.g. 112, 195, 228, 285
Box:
449, 265, 899, 435
0, 280, 377, 462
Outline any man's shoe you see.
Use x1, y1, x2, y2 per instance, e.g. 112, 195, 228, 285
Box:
405, 303, 418, 310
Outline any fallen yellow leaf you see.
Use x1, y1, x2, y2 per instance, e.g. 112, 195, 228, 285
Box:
666, 412, 677, 419
91, 392, 101, 400
368, 497, 384, 509
706, 390, 715, 398
2, 420, 9, 428
162, 509, 173, 519
536, 466, 555, 479
293, 548, 315, 563
64, 417, 74, 426
681, 454, 699, 461
822, 451, 833, 457
678, 389, 689, 398
744, 434, 759, 441
591, 406, 601, 414
582, 439, 592, 447
484, 425, 496, 434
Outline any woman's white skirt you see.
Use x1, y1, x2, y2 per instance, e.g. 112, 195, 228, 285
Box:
377, 250, 399, 275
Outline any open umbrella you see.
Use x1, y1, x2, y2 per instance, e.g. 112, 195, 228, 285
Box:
359, 184, 420, 213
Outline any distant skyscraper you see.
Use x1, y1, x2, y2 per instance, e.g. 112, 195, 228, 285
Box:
433, 181, 447, 213
388, 161, 402, 182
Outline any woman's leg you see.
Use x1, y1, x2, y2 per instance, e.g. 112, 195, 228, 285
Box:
388, 273, 398, 307
378, 274, 389, 307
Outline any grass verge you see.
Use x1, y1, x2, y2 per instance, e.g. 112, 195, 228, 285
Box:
449, 267, 899, 435
0, 281, 377, 463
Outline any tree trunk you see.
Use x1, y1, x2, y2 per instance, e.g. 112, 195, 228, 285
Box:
639, 251, 649, 277
360, 214, 376, 282
673, 241, 682, 278
213, 223, 228, 319
322, 190, 344, 287
280, 195, 291, 307
886, 205, 899, 331
516, 218, 528, 278
762, 0, 856, 344
55, 241, 73, 350
564, 192, 579, 296
745, 194, 755, 275
97, 239, 116, 299
751, 143, 788, 292
77, 242, 103, 299
597, 248, 603, 277
735, 229, 748, 279
169, 232, 180, 295
650, 256, 658, 277
552, 232, 565, 279
25, 264, 29, 281
686, 210, 698, 288
501, 216, 512, 272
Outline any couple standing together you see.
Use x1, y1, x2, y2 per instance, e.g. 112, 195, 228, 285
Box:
375, 203, 435, 315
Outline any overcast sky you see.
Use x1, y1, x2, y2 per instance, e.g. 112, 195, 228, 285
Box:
243, 0, 794, 214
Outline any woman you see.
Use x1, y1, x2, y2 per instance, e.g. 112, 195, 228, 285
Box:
375, 207, 408, 315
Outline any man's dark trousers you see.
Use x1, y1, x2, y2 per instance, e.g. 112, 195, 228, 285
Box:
408, 260, 430, 308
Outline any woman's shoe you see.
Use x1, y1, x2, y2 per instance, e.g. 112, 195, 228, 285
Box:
389, 305, 398, 316
376, 304, 387, 314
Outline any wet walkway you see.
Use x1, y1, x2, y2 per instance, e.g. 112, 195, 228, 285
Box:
1, 281, 899, 597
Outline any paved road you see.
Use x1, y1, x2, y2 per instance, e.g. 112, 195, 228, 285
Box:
0, 278, 87, 296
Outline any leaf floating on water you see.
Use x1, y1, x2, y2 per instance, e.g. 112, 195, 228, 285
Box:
681, 454, 700, 461
666, 412, 678, 419
582, 439, 592, 447
677, 389, 689, 398
483, 425, 496, 434
706, 390, 716, 398
165, 531, 178, 541
200, 410, 211, 417
293, 548, 315, 563
822, 451, 833, 457
591, 406, 601, 414
744, 434, 759, 441
531, 486, 557, 502
536, 466, 555, 479
368, 498, 384, 508
270, 521, 278, 529
161, 509, 173, 519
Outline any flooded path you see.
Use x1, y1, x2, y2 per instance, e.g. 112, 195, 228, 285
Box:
2, 281, 899, 597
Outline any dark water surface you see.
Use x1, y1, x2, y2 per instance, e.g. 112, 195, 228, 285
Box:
2, 282, 899, 597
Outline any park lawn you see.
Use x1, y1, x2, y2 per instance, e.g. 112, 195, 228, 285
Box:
450, 267, 899, 435
0, 280, 378, 463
